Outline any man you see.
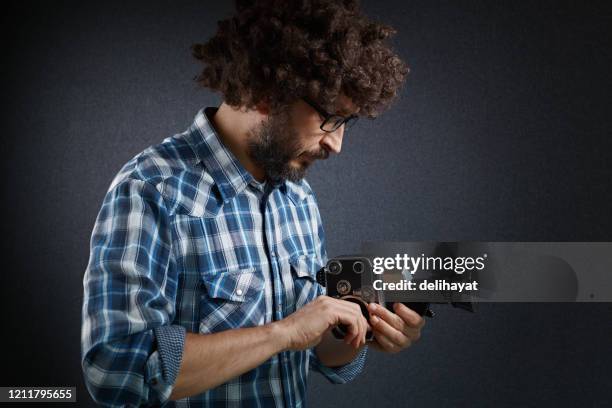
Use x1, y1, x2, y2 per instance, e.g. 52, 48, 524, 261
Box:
81, 1, 424, 406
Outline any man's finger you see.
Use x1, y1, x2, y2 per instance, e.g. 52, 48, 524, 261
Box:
369, 314, 407, 346
329, 305, 359, 343
333, 304, 367, 347
393, 303, 425, 328
334, 299, 368, 347
343, 320, 358, 345
367, 303, 404, 331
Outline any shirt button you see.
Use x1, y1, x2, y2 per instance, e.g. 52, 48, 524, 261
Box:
236, 289, 243, 296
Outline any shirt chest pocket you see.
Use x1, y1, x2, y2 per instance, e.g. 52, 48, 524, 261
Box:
198, 267, 266, 334
287, 254, 322, 312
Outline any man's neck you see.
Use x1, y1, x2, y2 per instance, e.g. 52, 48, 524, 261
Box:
211, 102, 267, 182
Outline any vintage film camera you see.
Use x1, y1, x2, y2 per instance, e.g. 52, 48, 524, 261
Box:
316, 255, 474, 341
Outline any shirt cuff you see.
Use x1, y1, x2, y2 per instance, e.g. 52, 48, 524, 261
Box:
144, 350, 173, 403
153, 325, 186, 386
310, 346, 368, 384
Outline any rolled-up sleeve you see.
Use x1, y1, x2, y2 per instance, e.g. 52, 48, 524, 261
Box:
308, 346, 367, 384
81, 177, 184, 407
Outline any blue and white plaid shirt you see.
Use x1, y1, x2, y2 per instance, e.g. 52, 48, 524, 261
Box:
82, 107, 367, 407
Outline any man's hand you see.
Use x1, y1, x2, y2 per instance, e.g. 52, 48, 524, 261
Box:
279, 295, 369, 351
367, 302, 425, 353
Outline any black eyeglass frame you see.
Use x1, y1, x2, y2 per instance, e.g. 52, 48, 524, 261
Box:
302, 97, 359, 133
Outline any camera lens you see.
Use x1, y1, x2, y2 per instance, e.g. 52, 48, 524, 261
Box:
328, 260, 342, 274
352, 261, 364, 274
337, 280, 351, 295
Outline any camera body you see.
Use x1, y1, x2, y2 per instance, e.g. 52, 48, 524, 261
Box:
316, 255, 434, 341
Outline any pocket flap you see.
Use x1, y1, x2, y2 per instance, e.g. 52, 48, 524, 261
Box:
201, 267, 263, 302
289, 254, 321, 280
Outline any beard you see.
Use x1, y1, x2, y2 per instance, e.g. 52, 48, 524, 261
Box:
247, 109, 329, 183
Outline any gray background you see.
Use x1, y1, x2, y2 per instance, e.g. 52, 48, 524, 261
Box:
2, 0, 611, 406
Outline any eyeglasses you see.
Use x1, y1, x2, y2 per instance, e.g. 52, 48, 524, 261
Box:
303, 97, 359, 133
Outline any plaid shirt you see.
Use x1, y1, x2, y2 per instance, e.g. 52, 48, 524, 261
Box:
81, 107, 367, 407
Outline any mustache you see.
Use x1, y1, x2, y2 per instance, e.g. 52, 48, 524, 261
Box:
298, 148, 329, 161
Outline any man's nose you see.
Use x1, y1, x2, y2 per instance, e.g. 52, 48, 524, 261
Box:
320, 126, 344, 154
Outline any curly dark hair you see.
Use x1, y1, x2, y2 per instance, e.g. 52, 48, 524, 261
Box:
192, 0, 408, 118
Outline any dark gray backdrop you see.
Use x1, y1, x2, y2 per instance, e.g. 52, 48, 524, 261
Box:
2, 1, 611, 406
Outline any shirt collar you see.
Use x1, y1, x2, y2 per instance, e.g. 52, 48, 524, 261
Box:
185, 107, 310, 205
